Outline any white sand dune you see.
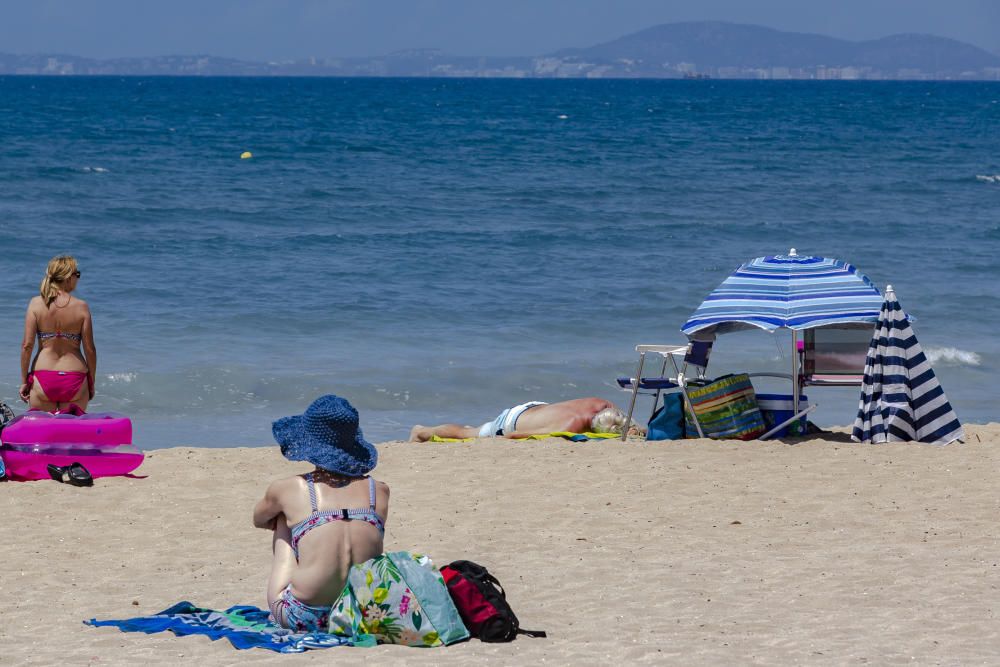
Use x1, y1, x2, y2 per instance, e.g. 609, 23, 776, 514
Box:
3, 424, 999, 665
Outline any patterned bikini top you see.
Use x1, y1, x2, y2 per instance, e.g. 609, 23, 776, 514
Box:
289, 474, 385, 559
38, 330, 82, 343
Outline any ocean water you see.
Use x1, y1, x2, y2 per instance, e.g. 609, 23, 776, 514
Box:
0, 76, 997, 448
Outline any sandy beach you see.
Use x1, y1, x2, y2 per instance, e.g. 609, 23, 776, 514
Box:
3, 425, 999, 665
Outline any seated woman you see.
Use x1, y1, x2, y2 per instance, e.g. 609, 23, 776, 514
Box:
19, 255, 97, 412
253, 395, 390, 633
409, 396, 642, 441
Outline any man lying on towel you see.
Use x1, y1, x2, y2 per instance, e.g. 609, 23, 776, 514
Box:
408, 397, 643, 441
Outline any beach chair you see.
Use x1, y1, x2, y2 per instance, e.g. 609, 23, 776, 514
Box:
801, 327, 870, 387
617, 340, 714, 440
750, 327, 870, 438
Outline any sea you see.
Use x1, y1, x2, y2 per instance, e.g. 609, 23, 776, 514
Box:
0, 76, 997, 448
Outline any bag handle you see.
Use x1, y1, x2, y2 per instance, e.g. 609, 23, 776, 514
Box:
482, 572, 506, 598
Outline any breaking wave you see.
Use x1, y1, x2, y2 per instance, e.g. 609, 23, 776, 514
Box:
924, 347, 981, 367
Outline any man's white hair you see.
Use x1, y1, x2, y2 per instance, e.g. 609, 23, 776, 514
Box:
591, 407, 631, 434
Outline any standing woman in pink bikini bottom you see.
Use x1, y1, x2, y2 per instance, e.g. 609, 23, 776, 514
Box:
19, 255, 97, 413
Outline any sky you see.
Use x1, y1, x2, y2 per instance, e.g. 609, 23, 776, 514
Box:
1, 0, 998, 61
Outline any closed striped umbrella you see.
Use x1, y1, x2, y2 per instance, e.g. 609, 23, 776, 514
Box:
681, 251, 884, 338
852, 287, 963, 445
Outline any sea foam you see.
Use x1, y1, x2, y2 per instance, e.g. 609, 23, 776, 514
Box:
924, 347, 981, 367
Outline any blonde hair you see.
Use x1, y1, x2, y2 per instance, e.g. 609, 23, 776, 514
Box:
591, 407, 631, 434
39, 255, 78, 306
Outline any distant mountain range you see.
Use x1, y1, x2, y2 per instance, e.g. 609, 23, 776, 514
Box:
3, 21, 999, 80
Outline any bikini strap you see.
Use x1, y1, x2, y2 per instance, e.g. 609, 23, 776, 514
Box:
306, 473, 319, 513
368, 477, 376, 511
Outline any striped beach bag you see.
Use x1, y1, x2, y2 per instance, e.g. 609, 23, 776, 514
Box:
684, 373, 767, 440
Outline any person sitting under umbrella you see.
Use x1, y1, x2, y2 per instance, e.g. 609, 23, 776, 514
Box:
408, 397, 643, 441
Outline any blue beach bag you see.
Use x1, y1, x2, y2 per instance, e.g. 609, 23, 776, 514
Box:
646, 393, 686, 440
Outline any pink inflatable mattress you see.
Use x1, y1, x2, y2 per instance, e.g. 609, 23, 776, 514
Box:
1, 411, 142, 481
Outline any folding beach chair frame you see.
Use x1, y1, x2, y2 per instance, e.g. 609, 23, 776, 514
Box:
619, 341, 713, 441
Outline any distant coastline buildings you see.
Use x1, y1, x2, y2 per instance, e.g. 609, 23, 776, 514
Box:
4, 21, 1000, 81
5, 54, 1000, 81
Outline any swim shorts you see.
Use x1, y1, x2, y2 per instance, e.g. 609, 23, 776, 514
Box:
478, 401, 547, 437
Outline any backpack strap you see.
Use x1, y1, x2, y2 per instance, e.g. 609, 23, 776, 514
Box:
517, 628, 548, 638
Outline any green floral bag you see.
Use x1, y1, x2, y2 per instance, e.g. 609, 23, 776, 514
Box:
327, 551, 469, 647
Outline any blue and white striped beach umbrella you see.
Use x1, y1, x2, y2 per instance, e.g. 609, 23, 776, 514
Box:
681, 251, 884, 338
852, 288, 964, 445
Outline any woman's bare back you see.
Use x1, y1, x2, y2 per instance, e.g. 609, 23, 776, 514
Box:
29, 295, 90, 371
271, 474, 389, 604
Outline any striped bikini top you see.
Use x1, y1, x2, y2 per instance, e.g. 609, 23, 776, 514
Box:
38, 330, 82, 343
289, 473, 385, 559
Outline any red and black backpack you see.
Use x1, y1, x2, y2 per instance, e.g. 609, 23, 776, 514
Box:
440, 560, 546, 642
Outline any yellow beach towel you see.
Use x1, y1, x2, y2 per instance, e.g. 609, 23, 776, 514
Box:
429, 432, 620, 443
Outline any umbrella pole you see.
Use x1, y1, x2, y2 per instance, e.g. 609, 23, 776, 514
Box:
792, 329, 800, 414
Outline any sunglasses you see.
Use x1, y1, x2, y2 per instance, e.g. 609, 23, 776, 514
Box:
72, 271, 81, 278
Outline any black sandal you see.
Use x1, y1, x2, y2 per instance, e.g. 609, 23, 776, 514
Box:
0, 401, 14, 429
47, 462, 94, 487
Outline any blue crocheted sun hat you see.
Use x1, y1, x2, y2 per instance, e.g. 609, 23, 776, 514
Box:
272, 395, 377, 477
